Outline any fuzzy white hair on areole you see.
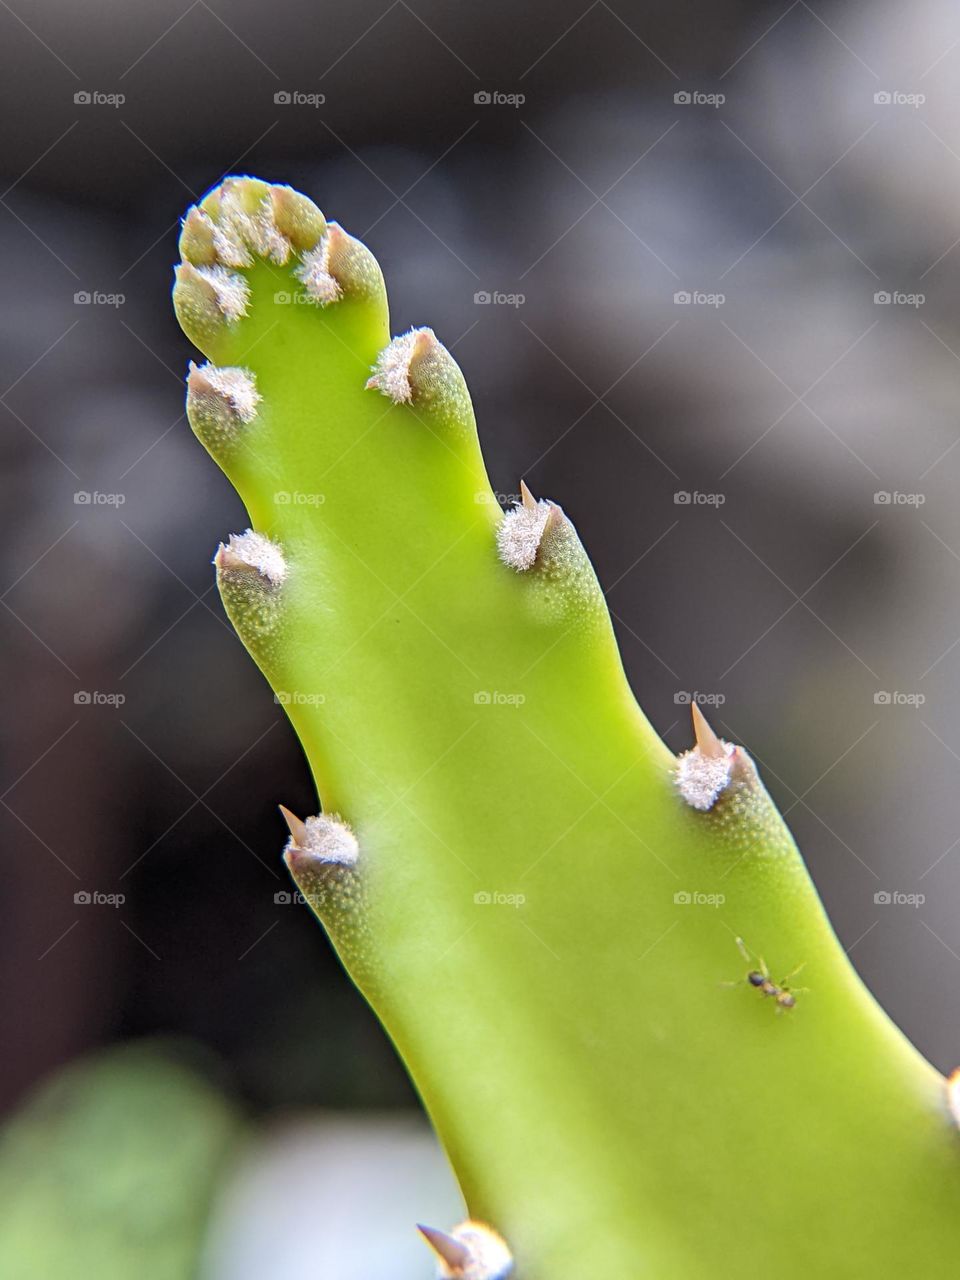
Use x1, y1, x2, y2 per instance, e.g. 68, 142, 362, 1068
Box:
189, 362, 260, 423
366, 327, 436, 403
192, 264, 250, 322
216, 530, 287, 585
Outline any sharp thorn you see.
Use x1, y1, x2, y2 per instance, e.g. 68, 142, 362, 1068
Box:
278, 804, 307, 848
417, 1224, 472, 1271
691, 702, 725, 759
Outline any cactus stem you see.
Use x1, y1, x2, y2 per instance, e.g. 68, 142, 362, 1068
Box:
417, 1221, 514, 1279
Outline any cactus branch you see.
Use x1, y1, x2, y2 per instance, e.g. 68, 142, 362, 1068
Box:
172, 175, 960, 1278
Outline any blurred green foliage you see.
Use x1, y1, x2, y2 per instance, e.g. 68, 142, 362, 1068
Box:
0, 1043, 243, 1279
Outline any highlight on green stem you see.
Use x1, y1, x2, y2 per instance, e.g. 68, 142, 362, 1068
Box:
172, 173, 960, 1277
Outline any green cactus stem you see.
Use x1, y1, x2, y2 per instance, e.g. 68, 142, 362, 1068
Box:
172, 175, 960, 1278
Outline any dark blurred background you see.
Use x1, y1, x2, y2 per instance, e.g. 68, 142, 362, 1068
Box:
4, 0, 960, 1269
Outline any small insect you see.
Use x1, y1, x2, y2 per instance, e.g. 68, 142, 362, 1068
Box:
727, 936, 807, 1012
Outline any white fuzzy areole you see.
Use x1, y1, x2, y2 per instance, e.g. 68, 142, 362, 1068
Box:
675, 742, 735, 811
295, 231, 342, 305
218, 530, 287, 585
190, 362, 260, 423
292, 814, 359, 867
496, 498, 552, 572
193, 264, 250, 322
366, 327, 434, 404
432, 1222, 513, 1280
210, 185, 291, 267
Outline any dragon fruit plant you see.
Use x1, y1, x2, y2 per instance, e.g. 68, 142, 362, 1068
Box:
173, 176, 960, 1279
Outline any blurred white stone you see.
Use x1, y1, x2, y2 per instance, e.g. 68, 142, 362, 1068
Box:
199, 1114, 464, 1280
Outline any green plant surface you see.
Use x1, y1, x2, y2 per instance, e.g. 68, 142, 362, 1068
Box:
0, 1044, 242, 1280
173, 176, 960, 1279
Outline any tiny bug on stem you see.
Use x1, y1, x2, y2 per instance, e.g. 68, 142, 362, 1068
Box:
726, 936, 807, 1012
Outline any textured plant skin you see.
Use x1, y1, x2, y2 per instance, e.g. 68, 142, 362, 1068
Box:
173, 176, 960, 1278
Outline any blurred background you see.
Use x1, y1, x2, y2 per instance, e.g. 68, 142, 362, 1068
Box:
3, 0, 960, 1272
